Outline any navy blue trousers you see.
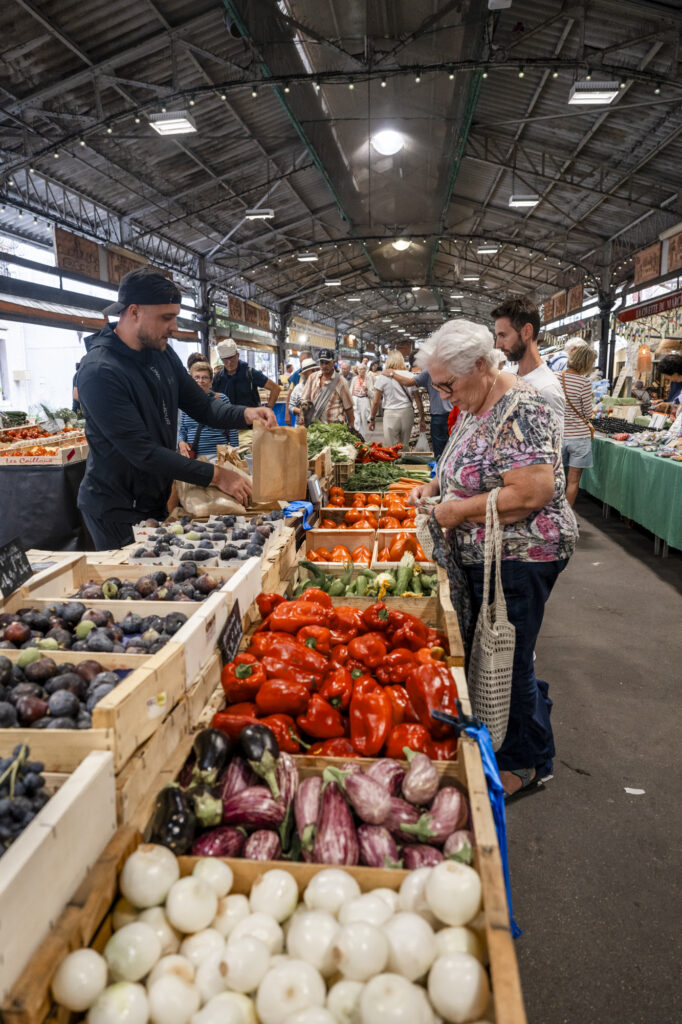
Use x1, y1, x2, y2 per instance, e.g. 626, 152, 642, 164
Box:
465, 558, 568, 778
430, 414, 450, 461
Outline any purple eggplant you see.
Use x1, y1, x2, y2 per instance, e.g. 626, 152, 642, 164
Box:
191, 729, 232, 786
191, 826, 245, 857
295, 776, 322, 861
401, 749, 439, 805
324, 766, 391, 826
148, 785, 196, 854
364, 759, 405, 796
400, 786, 469, 845
402, 844, 444, 869
220, 756, 255, 801
275, 752, 299, 809
443, 829, 475, 864
357, 825, 402, 869
383, 797, 421, 843
312, 781, 358, 865
243, 830, 282, 861
222, 786, 286, 829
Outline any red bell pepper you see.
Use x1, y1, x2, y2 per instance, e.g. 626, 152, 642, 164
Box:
384, 722, 432, 758
352, 674, 382, 696
260, 636, 328, 677
349, 687, 392, 756
415, 646, 446, 664
405, 662, 459, 739
361, 602, 391, 632
300, 587, 332, 608
268, 600, 333, 633
428, 735, 459, 761
385, 685, 419, 726
348, 633, 388, 669
309, 737, 359, 758
297, 694, 346, 740
256, 593, 285, 620
328, 644, 351, 668
330, 607, 365, 644
297, 625, 332, 655
247, 631, 299, 658
387, 611, 429, 651
255, 678, 311, 717
212, 703, 259, 741
260, 657, 317, 691
258, 713, 310, 754
375, 647, 417, 685
318, 667, 354, 710
220, 654, 267, 703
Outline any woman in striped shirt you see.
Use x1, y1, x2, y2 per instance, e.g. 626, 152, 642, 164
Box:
178, 361, 240, 458
559, 344, 597, 506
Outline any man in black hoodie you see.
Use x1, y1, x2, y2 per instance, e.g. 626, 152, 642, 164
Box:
77, 267, 275, 549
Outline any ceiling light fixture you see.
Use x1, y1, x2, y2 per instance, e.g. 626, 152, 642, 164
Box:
414, 70, 421, 84
149, 110, 197, 135
324, 279, 341, 286
450, 293, 464, 298
585, 68, 592, 81
134, 115, 141, 123
392, 239, 410, 251
348, 78, 355, 90
482, 70, 488, 79
53, 151, 59, 158
188, 96, 195, 106
297, 252, 318, 261
244, 208, 274, 219
568, 80, 620, 105
619, 78, 627, 89
411, 286, 420, 291
220, 92, 227, 100
449, 68, 455, 80
509, 193, 540, 208
251, 85, 258, 98
348, 297, 361, 302
283, 84, 290, 93
17, 210, 23, 218
552, 70, 559, 78
79, 138, 86, 146
371, 129, 404, 155
477, 244, 499, 254
106, 126, 113, 134
463, 274, 479, 281
518, 67, 525, 78
654, 82, 661, 94
380, 76, 387, 88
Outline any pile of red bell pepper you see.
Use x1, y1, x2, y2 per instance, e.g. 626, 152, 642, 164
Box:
212, 591, 459, 761
354, 441, 403, 463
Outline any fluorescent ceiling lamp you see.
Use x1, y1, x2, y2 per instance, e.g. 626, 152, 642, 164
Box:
450, 293, 464, 298
411, 286, 420, 291
298, 333, 308, 343
348, 297, 361, 302
149, 111, 197, 135
488, 0, 512, 8
245, 208, 274, 219
297, 252, 318, 261
568, 81, 619, 105
371, 129, 404, 156
463, 275, 479, 281
508, 194, 540, 208
324, 279, 341, 286
397, 328, 406, 333
477, 244, 498, 254
392, 239, 411, 251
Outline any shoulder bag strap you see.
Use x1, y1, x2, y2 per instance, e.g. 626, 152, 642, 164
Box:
190, 423, 204, 457
312, 375, 341, 420
479, 488, 497, 630
561, 371, 595, 438
488, 488, 511, 629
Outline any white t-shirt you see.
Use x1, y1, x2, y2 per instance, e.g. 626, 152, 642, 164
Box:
374, 374, 413, 410
522, 363, 565, 425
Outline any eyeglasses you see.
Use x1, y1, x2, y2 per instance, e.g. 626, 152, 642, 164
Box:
193, 374, 212, 382
431, 375, 456, 395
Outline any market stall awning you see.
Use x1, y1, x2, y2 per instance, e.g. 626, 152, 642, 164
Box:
0, 295, 199, 340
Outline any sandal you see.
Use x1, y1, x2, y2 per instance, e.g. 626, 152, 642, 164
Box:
503, 767, 543, 803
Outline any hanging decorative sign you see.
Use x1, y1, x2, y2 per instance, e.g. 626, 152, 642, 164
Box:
54, 228, 100, 279
552, 291, 567, 318
106, 246, 146, 286
633, 242, 661, 286
244, 302, 259, 326
258, 307, 270, 330
567, 284, 584, 313
667, 231, 682, 275
228, 295, 245, 321
543, 300, 554, 323
618, 290, 682, 322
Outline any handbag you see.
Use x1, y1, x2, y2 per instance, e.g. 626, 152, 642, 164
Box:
467, 487, 516, 751
561, 371, 595, 438
304, 374, 342, 426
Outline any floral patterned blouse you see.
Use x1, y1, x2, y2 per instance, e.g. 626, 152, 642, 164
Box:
437, 380, 578, 564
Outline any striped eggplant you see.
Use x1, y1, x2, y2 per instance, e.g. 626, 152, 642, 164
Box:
383, 796, 421, 842
401, 750, 439, 805
312, 781, 358, 865
357, 825, 402, 869
219, 756, 254, 801
295, 776, 322, 861
191, 826, 244, 857
402, 844, 444, 869
364, 758, 405, 796
400, 786, 469, 845
443, 829, 475, 864
325, 767, 391, 826
243, 830, 282, 861
275, 752, 299, 809
221, 786, 286, 829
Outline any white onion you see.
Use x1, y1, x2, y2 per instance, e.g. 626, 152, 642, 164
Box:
250, 869, 299, 922
383, 913, 436, 981
283, 1009, 336, 1024
357, 973, 428, 1024
286, 910, 340, 976
370, 889, 399, 914
192, 990, 257, 1024
112, 898, 139, 931
195, 951, 229, 1006
424, 862, 481, 928
337, 894, 393, 928
413, 984, 439, 1024
228, 912, 284, 955
138, 907, 181, 955
397, 868, 438, 927
303, 870, 361, 916
51, 949, 108, 1011
427, 952, 490, 1023
180, 929, 225, 967
212, 894, 250, 937
148, 955, 195, 989
104, 921, 161, 982
87, 982, 149, 1024
325, 980, 364, 1024
120, 844, 179, 908
221, 936, 270, 993
193, 859, 234, 898
256, 960, 326, 1024
434, 927, 483, 962
329, 922, 388, 982
166, 877, 218, 934
148, 974, 200, 1024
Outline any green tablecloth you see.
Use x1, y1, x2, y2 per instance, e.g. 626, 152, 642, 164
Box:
580, 436, 682, 550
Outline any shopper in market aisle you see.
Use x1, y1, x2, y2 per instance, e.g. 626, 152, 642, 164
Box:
77, 268, 276, 550
299, 352, 355, 428
213, 339, 281, 412
178, 360, 240, 456
369, 351, 426, 448
559, 344, 597, 507
382, 364, 453, 460
651, 354, 682, 414
406, 319, 578, 798
284, 356, 317, 425
351, 363, 372, 438
492, 296, 565, 427
631, 378, 652, 413
546, 336, 584, 373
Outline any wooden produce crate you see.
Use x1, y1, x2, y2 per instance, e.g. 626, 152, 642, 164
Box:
333, 459, 356, 487
373, 529, 435, 570
0, 443, 88, 466
2, 739, 526, 1024
260, 525, 297, 592
303, 528, 375, 567
307, 444, 332, 479
0, 750, 117, 1003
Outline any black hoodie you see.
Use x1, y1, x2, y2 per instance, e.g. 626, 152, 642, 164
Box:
77, 324, 247, 521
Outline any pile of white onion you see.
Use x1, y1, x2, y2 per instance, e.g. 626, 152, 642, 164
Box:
51, 843, 494, 1024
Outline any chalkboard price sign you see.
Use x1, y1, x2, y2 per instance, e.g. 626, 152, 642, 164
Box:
0, 537, 33, 598
219, 600, 242, 664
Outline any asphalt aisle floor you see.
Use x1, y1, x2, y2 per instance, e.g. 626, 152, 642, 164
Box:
506, 492, 682, 1024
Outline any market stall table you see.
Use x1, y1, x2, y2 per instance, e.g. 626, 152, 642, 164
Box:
580, 435, 682, 553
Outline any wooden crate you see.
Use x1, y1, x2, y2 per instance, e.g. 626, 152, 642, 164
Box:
333, 460, 356, 487
0, 443, 88, 466
308, 445, 332, 479
303, 528, 375, 567
0, 751, 117, 1003
2, 739, 526, 1024
372, 529, 436, 570
260, 526, 297, 592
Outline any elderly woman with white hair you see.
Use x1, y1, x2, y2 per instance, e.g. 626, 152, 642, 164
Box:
408, 319, 578, 798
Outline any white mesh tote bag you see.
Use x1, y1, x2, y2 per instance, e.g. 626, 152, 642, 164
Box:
468, 487, 516, 750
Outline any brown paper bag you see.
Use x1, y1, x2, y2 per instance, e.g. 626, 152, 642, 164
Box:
175, 455, 251, 516
252, 422, 308, 502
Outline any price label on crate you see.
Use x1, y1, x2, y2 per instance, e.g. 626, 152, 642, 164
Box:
0, 536, 32, 598
219, 600, 242, 664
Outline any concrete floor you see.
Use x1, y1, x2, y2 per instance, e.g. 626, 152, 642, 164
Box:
506, 492, 682, 1024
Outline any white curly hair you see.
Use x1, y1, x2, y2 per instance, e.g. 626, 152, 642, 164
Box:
414, 319, 496, 375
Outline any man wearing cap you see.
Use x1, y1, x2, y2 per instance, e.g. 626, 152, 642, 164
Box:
299, 353, 354, 428
77, 267, 275, 549
285, 357, 318, 425
213, 339, 280, 412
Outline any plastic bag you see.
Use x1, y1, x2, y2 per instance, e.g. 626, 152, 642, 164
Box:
414, 431, 431, 452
